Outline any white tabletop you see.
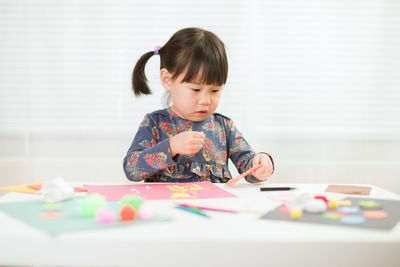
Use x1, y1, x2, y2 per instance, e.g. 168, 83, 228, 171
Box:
0, 182, 399, 267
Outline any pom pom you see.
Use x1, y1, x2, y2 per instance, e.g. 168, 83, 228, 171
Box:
96, 208, 116, 224
80, 194, 106, 217
120, 204, 137, 221
138, 204, 156, 220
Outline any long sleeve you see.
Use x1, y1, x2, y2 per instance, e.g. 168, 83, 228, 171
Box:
224, 118, 261, 183
123, 115, 176, 181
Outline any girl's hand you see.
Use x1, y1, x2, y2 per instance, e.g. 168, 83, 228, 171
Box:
252, 153, 273, 181
169, 131, 206, 157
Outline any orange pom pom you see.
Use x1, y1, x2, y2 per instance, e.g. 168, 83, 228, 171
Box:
119, 204, 137, 221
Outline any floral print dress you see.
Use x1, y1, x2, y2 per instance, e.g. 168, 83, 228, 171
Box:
123, 108, 272, 183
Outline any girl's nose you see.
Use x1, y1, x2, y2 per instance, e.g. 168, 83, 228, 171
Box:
199, 93, 211, 105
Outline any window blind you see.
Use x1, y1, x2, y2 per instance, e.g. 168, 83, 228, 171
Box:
0, 0, 399, 139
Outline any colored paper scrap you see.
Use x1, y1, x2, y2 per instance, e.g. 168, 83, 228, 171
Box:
0, 182, 45, 194
28, 184, 87, 193
325, 185, 371, 195
84, 182, 237, 201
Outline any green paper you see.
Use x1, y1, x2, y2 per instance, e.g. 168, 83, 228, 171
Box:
0, 197, 170, 236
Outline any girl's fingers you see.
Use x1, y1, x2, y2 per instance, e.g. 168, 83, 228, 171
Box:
255, 166, 266, 175
253, 165, 263, 175
192, 131, 206, 139
252, 155, 268, 175
191, 138, 205, 145
253, 156, 262, 168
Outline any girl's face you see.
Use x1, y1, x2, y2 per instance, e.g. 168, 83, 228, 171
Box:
161, 69, 223, 122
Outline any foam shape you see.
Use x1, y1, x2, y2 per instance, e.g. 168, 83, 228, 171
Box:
322, 212, 342, 220
340, 215, 366, 225
337, 200, 352, 206
290, 209, 302, 219
303, 199, 327, 213
40, 211, 62, 219
138, 204, 156, 220
120, 204, 137, 221
120, 195, 145, 210
328, 200, 338, 209
363, 210, 388, 219
358, 200, 381, 210
96, 208, 116, 224
80, 194, 106, 217
336, 206, 360, 214
42, 203, 62, 210
333, 211, 346, 217
278, 205, 291, 214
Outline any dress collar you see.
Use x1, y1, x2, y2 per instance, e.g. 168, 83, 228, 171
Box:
166, 107, 213, 124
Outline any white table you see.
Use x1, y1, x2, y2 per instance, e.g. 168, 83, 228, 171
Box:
0, 182, 399, 267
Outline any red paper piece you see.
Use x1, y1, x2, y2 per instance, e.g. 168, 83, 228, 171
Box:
28, 185, 42, 191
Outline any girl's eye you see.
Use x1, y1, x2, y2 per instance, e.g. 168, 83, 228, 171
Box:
191, 89, 200, 92
212, 89, 220, 93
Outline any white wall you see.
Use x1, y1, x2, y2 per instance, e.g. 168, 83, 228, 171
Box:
1, 0, 399, 193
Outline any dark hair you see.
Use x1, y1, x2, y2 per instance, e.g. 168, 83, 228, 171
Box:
132, 27, 228, 96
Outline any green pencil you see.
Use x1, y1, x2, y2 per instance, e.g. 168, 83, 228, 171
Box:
175, 206, 209, 218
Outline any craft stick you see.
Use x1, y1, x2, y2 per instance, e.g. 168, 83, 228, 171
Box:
226, 165, 260, 187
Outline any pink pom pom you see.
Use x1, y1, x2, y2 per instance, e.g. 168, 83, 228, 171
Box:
138, 204, 156, 220
96, 208, 116, 224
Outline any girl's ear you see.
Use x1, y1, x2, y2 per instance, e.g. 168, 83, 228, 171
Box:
160, 68, 173, 91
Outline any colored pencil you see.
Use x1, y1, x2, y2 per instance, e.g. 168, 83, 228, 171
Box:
176, 203, 261, 214
175, 206, 209, 218
177, 203, 237, 213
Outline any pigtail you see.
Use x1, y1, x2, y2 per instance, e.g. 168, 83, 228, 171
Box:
132, 51, 155, 96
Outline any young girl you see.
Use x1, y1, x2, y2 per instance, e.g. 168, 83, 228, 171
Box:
123, 27, 274, 183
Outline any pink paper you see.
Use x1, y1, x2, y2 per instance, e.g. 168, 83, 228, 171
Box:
84, 182, 237, 201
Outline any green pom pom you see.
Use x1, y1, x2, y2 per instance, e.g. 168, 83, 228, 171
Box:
81, 194, 106, 217
120, 195, 144, 210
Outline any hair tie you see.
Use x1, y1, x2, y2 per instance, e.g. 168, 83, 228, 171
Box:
154, 46, 162, 55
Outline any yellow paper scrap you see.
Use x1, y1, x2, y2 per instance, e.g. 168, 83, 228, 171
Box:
0, 182, 45, 194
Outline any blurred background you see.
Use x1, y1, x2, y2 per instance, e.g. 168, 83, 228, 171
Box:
0, 0, 399, 192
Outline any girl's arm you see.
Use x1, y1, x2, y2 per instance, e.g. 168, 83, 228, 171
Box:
123, 115, 176, 181
225, 119, 274, 183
